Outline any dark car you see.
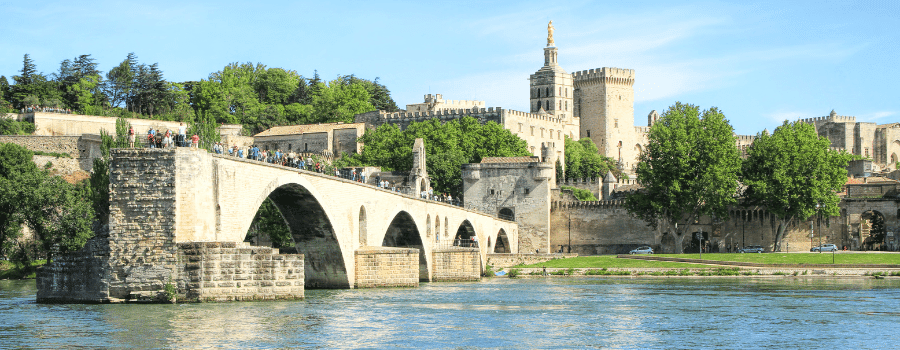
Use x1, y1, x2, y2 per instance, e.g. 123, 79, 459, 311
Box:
738, 245, 764, 253
629, 246, 653, 254
811, 244, 839, 252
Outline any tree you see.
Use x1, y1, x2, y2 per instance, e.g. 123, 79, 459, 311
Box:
104, 56, 135, 108
246, 199, 293, 249
563, 136, 620, 180
624, 103, 742, 253
741, 120, 852, 252
0, 143, 94, 265
355, 116, 530, 197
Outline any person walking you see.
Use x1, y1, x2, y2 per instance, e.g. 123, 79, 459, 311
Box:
178, 123, 186, 147
128, 126, 135, 148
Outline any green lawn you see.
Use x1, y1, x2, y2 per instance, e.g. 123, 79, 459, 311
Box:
656, 253, 900, 265
513, 256, 712, 269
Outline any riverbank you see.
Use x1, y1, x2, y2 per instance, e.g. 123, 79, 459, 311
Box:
0, 260, 45, 280
503, 253, 900, 278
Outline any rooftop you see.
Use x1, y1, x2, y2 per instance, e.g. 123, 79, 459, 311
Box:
254, 122, 365, 137
480, 156, 541, 164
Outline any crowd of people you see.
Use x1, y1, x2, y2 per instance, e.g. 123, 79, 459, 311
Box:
21, 106, 72, 114
129, 123, 198, 148
129, 125, 461, 207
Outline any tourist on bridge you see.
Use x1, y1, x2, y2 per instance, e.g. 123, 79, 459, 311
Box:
178, 123, 186, 147
190, 134, 199, 148
128, 126, 135, 148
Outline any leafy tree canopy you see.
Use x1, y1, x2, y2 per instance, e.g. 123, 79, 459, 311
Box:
741, 120, 852, 251
352, 116, 530, 197
563, 136, 622, 180
624, 102, 742, 253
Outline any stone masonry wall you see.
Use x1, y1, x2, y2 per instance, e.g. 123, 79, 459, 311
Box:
36, 232, 112, 303
107, 148, 179, 299
354, 247, 419, 288
432, 248, 481, 281
550, 201, 658, 254
177, 242, 304, 302
0, 135, 82, 157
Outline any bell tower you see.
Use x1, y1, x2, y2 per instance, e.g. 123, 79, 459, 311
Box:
529, 21, 574, 122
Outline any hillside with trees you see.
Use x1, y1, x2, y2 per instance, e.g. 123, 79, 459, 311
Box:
1, 53, 398, 135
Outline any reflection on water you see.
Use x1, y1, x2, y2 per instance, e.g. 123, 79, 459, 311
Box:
2, 277, 899, 349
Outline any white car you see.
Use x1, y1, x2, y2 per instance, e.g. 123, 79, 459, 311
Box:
811, 244, 839, 252
629, 246, 653, 254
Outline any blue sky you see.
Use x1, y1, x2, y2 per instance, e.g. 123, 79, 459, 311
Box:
2, 0, 897, 135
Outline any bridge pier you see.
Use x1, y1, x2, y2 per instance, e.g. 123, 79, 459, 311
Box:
354, 247, 420, 288
432, 247, 482, 281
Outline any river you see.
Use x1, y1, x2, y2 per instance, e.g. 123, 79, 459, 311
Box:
1, 277, 898, 349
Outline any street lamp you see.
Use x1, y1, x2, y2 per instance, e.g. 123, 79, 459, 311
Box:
742, 210, 746, 250
816, 203, 821, 253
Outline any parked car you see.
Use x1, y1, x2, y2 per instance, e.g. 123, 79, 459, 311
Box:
811, 244, 839, 252
629, 246, 653, 254
738, 245, 764, 253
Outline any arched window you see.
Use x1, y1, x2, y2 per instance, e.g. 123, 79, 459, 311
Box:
546, 87, 550, 96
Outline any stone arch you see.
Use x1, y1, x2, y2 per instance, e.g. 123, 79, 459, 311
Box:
258, 181, 350, 289
635, 144, 643, 155
359, 206, 367, 247
382, 211, 428, 281
454, 219, 477, 247
494, 228, 511, 253
498, 208, 515, 221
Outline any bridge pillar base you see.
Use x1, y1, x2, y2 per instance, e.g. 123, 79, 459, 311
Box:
354, 247, 420, 288
432, 248, 482, 281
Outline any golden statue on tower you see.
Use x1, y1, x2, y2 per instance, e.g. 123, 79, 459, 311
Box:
547, 20, 555, 46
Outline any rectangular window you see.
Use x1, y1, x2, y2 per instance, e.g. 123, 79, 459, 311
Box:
519, 123, 523, 132
490, 189, 495, 195
865, 147, 869, 157
615, 119, 619, 128
587, 130, 591, 137
524, 188, 530, 195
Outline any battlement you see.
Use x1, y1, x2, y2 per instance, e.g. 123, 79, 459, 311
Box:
552, 200, 627, 209
421, 94, 485, 107
356, 107, 564, 127
735, 135, 756, 143
635, 126, 650, 133
572, 67, 635, 86
798, 114, 857, 125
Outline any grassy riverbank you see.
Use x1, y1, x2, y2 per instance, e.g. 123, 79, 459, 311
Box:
512, 256, 715, 269
654, 253, 900, 265
512, 253, 900, 270
0, 260, 45, 279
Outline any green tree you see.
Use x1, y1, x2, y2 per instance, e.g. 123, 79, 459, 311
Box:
563, 136, 620, 180
741, 120, 852, 251
104, 56, 135, 108
67, 74, 102, 114
624, 103, 742, 253
246, 199, 294, 249
355, 116, 530, 197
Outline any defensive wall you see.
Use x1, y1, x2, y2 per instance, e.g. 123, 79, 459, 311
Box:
354, 107, 575, 158
544, 193, 899, 254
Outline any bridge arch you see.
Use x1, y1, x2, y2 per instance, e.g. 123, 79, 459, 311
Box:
382, 210, 429, 280
494, 228, 511, 253
241, 174, 350, 289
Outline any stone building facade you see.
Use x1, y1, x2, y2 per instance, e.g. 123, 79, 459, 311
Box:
253, 122, 366, 156
406, 94, 485, 114
461, 156, 555, 253
800, 110, 900, 171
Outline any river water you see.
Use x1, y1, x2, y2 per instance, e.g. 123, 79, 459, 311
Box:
1, 277, 898, 349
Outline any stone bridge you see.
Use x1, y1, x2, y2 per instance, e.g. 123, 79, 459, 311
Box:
68, 148, 517, 302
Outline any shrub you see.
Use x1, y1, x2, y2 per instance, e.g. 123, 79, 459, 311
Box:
508, 269, 520, 278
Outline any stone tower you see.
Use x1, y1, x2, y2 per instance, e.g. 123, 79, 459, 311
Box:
409, 138, 430, 195
529, 22, 574, 122
573, 67, 636, 161
541, 142, 561, 187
